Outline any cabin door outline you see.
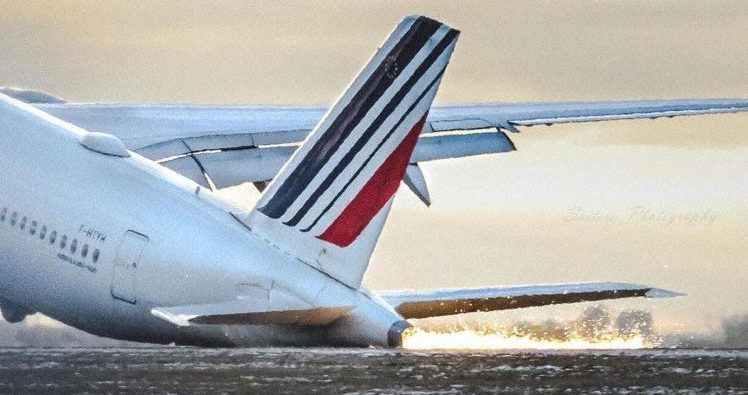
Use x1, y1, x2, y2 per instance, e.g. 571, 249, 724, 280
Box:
111, 230, 148, 304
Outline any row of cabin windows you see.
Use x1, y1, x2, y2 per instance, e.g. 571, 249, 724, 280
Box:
0, 207, 100, 264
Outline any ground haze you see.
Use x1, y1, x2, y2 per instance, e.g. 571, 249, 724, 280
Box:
0, 348, 745, 394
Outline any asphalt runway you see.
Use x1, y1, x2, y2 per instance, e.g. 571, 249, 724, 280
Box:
0, 348, 745, 394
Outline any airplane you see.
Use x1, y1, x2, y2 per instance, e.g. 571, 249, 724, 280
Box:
1, 15, 746, 347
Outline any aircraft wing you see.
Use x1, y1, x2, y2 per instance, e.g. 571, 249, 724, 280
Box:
378, 282, 682, 319
427, 100, 748, 131
27, 98, 748, 153
151, 299, 353, 327
8, 89, 748, 200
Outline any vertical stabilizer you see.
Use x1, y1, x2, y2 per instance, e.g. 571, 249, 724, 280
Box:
241, 16, 459, 288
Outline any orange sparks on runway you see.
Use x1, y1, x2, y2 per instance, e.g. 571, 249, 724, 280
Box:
402, 327, 657, 350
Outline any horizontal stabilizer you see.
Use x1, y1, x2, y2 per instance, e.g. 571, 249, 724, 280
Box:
379, 282, 682, 319
152, 300, 352, 327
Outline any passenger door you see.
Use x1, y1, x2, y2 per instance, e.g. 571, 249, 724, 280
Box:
111, 230, 148, 304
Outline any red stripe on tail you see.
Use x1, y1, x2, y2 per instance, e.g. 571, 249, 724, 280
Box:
317, 115, 428, 247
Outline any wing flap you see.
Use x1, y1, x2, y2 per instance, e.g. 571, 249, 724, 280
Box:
156, 131, 515, 189
160, 146, 297, 189
137, 129, 310, 161
413, 130, 515, 162
380, 282, 682, 319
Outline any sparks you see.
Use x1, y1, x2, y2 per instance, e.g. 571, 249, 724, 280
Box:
401, 327, 658, 350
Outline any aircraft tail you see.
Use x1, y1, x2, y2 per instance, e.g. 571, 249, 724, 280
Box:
239, 15, 459, 288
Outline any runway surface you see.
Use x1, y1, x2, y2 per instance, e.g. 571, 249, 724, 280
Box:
0, 348, 745, 394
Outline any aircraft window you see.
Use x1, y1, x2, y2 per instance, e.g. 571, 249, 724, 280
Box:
49, 231, 57, 244
19, 216, 27, 230
10, 212, 16, 226
81, 244, 89, 258
92, 249, 100, 263
60, 235, 67, 249
70, 239, 78, 255
40, 226, 47, 239
29, 221, 37, 235
0, 208, 6, 221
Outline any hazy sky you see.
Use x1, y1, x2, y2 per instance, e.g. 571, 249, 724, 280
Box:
1, 1, 746, 333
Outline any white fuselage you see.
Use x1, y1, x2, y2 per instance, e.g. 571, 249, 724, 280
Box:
0, 96, 403, 347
